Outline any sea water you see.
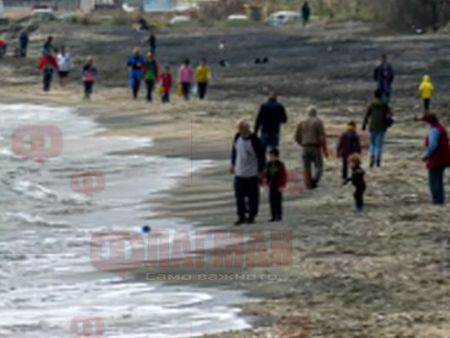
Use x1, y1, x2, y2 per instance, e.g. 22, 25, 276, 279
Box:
0, 104, 252, 338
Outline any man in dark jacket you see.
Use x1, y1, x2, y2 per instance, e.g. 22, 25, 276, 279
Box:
254, 93, 287, 161
373, 53, 394, 104
363, 89, 392, 168
337, 121, 361, 180
231, 120, 265, 225
422, 114, 450, 205
302, 2, 311, 26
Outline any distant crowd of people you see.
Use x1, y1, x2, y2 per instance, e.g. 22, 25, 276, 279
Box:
1, 31, 213, 102
230, 53, 450, 225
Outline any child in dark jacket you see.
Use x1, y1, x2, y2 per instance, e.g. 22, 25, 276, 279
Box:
337, 121, 361, 181
82, 57, 97, 100
263, 148, 288, 222
344, 154, 366, 212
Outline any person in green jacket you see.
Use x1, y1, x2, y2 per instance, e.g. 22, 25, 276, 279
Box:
144, 52, 159, 102
363, 89, 392, 168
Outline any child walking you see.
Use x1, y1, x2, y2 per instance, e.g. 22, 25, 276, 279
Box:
343, 154, 366, 212
418, 75, 435, 114
337, 121, 362, 181
38, 54, 59, 92
263, 148, 288, 222
82, 57, 97, 100
160, 66, 173, 103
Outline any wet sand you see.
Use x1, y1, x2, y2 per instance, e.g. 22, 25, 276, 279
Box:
1, 21, 450, 338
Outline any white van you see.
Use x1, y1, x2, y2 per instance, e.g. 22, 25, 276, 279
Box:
268, 11, 301, 27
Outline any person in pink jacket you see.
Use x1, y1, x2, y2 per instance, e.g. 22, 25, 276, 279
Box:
178, 59, 194, 100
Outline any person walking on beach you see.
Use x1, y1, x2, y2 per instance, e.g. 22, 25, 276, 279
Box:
160, 65, 173, 103
18, 31, 29, 57
363, 89, 393, 168
373, 53, 395, 104
418, 75, 435, 114
38, 53, 59, 92
147, 32, 157, 55
42, 36, 55, 56
178, 59, 194, 101
196, 58, 212, 100
343, 154, 366, 212
231, 120, 264, 226
295, 106, 328, 189
421, 114, 450, 205
262, 148, 288, 222
82, 57, 97, 100
302, 1, 311, 26
57, 47, 73, 87
254, 93, 288, 161
143, 52, 159, 102
127, 48, 145, 99
337, 121, 362, 181
0, 38, 7, 58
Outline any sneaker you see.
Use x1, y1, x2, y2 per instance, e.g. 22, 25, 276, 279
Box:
247, 218, 255, 224
234, 219, 246, 226
369, 157, 375, 168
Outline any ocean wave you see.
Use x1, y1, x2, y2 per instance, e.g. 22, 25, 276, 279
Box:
2, 212, 69, 228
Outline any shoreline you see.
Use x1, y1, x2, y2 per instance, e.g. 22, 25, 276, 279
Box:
2, 21, 450, 337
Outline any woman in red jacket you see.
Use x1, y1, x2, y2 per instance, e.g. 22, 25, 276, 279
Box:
422, 114, 450, 205
38, 54, 59, 92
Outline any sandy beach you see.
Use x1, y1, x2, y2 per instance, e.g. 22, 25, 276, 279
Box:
1, 20, 450, 338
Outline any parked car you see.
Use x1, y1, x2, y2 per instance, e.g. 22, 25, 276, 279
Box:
268, 11, 301, 26
31, 8, 56, 21
227, 14, 249, 21
169, 15, 191, 25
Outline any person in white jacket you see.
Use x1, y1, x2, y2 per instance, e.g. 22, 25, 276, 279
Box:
57, 47, 73, 87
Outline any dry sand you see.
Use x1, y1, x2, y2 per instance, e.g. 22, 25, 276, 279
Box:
1, 21, 449, 338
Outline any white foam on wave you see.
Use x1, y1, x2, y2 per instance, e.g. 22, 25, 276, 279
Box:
0, 103, 251, 338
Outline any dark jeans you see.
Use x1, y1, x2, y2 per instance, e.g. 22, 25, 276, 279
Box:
43, 72, 53, 91
260, 132, 280, 160
269, 186, 283, 220
302, 146, 323, 188
146, 80, 155, 102
234, 176, 259, 221
342, 157, 349, 180
428, 168, 445, 205
20, 46, 27, 57
84, 81, 94, 99
424, 98, 431, 113
354, 185, 366, 210
198, 82, 208, 99
132, 78, 141, 99
181, 82, 191, 100
379, 84, 392, 104
162, 93, 170, 103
